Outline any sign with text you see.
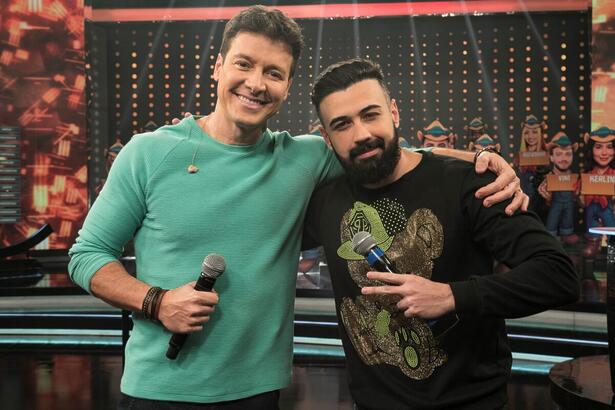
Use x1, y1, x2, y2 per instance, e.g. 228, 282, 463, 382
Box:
546, 174, 579, 192
580, 173, 615, 196
518, 151, 550, 166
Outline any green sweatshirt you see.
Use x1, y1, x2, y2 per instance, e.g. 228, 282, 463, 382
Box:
68, 116, 341, 402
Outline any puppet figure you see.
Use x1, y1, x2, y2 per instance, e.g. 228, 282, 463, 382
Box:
464, 117, 487, 150
142, 120, 159, 133
537, 132, 579, 245
517, 114, 549, 202
417, 120, 456, 149
95, 138, 124, 195
581, 126, 615, 256
468, 133, 500, 153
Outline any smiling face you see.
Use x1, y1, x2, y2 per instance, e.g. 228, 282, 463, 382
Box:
213, 32, 293, 133
522, 126, 542, 151
592, 141, 615, 169
318, 79, 401, 185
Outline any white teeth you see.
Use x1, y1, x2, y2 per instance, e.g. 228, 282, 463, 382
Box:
237, 94, 265, 105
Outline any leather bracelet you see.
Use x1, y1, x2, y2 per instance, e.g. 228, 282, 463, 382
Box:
142, 286, 161, 320
152, 289, 168, 321
147, 287, 162, 319
473, 146, 498, 165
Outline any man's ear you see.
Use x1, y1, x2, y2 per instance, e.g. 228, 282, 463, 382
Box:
320, 126, 333, 149
390, 98, 400, 128
212, 54, 223, 81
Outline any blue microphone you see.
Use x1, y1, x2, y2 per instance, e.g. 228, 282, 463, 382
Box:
352, 231, 396, 273
352, 231, 459, 337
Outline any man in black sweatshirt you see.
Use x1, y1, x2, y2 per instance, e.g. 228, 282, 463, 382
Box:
303, 59, 579, 410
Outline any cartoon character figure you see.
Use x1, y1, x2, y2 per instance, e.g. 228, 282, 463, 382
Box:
537, 132, 579, 245
308, 119, 322, 137
95, 138, 124, 195
468, 134, 500, 153
580, 126, 615, 256
516, 115, 549, 202
142, 120, 159, 133
336, 202, 447, 380
417, 120, 456, 149
464, 117, 487, 150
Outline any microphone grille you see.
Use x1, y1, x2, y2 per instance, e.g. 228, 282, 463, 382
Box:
352, 231, 377, 256
201, 254, 226, 279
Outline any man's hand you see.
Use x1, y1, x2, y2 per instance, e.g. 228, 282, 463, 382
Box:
361, 272, 455, 319
157, 281, 219, 334
474, 152, 529, 215
298, 258, 318, 273
537, 179, 551, 203
430, 147, 528, 215
171, 112, 192, 125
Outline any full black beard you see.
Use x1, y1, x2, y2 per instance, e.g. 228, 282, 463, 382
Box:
335, 126, 402, 186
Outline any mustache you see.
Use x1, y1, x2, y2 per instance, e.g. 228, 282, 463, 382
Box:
349, 138, 385, 159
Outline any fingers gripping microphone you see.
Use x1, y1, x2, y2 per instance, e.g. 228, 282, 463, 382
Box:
166, 254, 225, 360
352, 231, 459, 337
352, 231, 397, 273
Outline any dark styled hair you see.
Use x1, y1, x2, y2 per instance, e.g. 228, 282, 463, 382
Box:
311, 59, 390, 118
219, 5, 304, 77
585, 139, 615, 170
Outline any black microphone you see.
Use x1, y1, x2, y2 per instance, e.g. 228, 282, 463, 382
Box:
352, 231, 396, 273
352, 231, 459, 337
166, 254, 226, 360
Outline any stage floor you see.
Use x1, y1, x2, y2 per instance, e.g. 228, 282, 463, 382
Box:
0, 352, 557, 410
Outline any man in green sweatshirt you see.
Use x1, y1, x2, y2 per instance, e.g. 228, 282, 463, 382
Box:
69, 6, 527, 409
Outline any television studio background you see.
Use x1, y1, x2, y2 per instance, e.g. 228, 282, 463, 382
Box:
0, 0, 614, 408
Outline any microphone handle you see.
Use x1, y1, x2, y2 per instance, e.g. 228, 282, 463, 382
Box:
366, 247, 396, 273
194, 275, 217, 292
166, 273, 218, 360
365, 247, 445, 331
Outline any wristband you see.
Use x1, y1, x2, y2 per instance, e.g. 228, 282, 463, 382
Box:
473, 146, 498, 165
142, 286, 161, 320
152, 289, 168, 321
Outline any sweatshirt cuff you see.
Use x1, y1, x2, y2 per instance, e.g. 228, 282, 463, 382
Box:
449, 279, 481, 315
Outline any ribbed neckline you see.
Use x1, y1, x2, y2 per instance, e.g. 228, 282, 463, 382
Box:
185, 115, 271, 154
